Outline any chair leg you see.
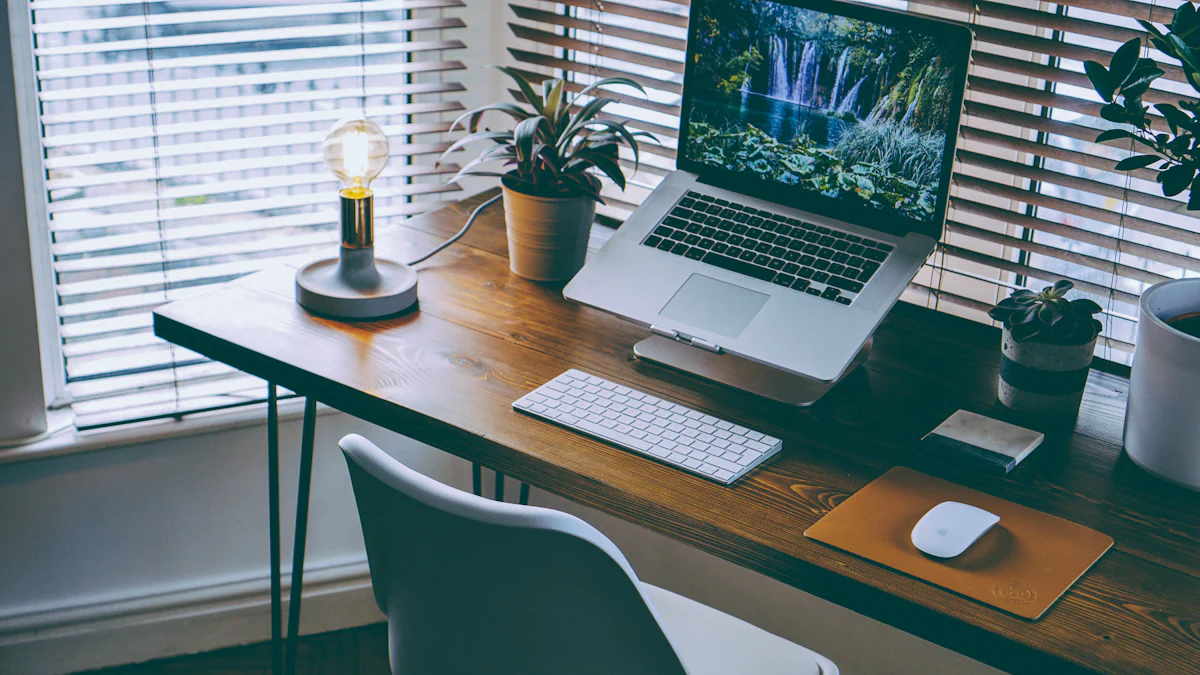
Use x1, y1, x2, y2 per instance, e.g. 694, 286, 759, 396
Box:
267, 385, 283, 675
472, 462, 482, 497
285, 398, 317, 675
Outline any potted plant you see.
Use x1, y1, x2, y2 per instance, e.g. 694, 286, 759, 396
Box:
987, 281, 1104, 416
1084, 6, 1200, 488
437, 67, 654, 281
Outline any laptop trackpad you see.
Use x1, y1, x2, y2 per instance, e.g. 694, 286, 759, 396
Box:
659, 274, 769, 339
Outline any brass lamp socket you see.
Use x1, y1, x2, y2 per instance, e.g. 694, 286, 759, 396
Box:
340, 189, 374, 249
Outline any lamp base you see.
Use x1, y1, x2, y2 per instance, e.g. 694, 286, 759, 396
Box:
295, 253, 418, 320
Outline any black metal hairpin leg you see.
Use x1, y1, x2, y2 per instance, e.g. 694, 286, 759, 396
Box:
267, 385, 283, 675
284, 398, 318, 675
494, 471, 505, 502
472, 462, 482, 497
519, 482, 530, 506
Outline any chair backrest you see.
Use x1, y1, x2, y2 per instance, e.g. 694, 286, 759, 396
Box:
339, 434, 689, 675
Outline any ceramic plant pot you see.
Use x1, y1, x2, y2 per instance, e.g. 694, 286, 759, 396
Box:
1124, 278, 1200, 490
501, 183, 596, 282
998, 327, 1096, 417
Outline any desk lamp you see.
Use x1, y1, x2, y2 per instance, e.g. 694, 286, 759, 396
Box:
295, 118, 418, 319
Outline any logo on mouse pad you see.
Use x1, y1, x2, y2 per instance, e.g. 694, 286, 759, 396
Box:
992, 581, 1037, 604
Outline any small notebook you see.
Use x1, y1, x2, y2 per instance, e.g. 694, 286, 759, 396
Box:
921, 410, 1044, 474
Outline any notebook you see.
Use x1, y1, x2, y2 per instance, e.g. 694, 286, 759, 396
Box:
920, 410, 1044, 474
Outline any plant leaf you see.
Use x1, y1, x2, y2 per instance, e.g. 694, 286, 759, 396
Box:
564, 149, 626, 190
1161, 163, 1196, 196
1095, 128, 1135, 144
1010, 321, 1042, 342
450, 102, 532, 133
1038, 302, 1064, 325
1084, 60, 1114, 101
1109, 38, 1143, 88
1052, 279, 1074, 295
1114, 154, 1162, 171
1170, 34, 1200, 76
572, 76, 647, 105
489, 66, 545, 116
557, 97, 617, 149
436, 130, 514, 167
1070, 298, 1104, 316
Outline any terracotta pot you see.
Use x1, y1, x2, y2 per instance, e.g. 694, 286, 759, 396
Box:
1124, 278, 1200, 490
501, 184, 595, 282
998, 327, 1096, 416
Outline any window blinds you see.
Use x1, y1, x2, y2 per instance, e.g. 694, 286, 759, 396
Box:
507, 0, 1200, 366
30, 0, 467, 428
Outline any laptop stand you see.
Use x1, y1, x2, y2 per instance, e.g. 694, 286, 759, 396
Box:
633, 335, 872, 407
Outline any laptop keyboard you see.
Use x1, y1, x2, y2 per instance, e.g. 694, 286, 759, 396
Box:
640, 191, 894, 306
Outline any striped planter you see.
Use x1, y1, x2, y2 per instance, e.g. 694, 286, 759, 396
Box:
998, 327, 1096, 416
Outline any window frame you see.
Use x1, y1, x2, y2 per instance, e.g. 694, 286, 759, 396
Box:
1, 0, 66, 443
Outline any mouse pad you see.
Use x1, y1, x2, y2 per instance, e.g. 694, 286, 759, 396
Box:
804, 467, 1113, 620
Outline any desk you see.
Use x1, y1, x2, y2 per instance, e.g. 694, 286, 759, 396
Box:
154, 189, 1200, 675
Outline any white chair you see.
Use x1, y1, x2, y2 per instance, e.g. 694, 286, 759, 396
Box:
340, 433, 838, 675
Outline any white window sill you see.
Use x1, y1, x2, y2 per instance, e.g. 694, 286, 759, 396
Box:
0, 399, 339, 467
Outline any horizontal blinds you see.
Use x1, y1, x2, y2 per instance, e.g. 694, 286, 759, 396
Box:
508, 0, 1200, 364
30, 0, 467, 428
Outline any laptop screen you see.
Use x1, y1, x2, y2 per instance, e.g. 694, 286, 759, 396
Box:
679, 0, 970, 238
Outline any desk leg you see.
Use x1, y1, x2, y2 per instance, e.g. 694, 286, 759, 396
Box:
471, 462, 482, 497
519, 482, 530, 506
267, 385, 283, 675
494, 471, 505, 502
284, 398, 317, 675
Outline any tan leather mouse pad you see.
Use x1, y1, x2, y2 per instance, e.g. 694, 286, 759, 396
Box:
804, 467, 1113, 620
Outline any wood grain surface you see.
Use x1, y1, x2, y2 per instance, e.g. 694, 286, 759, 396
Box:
154, 190, 1200, 675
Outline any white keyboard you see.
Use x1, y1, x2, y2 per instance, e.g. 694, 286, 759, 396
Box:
513, 369, 781, 484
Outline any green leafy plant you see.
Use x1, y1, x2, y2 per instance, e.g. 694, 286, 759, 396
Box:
436, 67, 655, 201
1081, 4, 1200, 207
988, 281, 1105, 343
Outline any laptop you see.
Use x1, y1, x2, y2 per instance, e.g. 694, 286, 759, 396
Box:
564, 0, 971, 384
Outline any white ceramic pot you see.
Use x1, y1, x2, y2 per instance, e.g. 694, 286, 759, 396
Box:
998, 327, 1096, 417
501, 184, 596, 282
1124, 278, 1200, 490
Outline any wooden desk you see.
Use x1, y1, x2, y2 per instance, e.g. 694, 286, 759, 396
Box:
154, 190, 1200, 675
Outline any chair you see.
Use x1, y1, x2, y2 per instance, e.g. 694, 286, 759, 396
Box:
340, 433, 838, 675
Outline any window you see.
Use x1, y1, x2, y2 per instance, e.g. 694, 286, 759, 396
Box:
507, 0, 1200, 367
23, 0, 467, 428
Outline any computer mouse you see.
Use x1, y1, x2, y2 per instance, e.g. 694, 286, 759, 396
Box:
911, 501, 1000, 559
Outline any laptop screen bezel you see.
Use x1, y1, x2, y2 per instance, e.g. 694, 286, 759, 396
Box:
676, 0, 972, 241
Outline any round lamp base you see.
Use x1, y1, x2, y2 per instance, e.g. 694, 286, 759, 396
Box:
295, 257, 418, 320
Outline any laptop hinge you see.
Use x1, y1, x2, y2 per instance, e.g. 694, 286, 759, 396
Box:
649, 325, 722, 354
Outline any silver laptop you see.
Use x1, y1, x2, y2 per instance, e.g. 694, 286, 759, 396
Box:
565, 0, 972, 384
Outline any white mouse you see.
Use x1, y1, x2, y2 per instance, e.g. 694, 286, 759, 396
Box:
911, 501, 1000, 559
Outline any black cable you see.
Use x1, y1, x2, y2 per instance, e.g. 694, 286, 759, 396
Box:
404, 194, 501, 266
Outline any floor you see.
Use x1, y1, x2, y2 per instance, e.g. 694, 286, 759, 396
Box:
82, 625, 390, 675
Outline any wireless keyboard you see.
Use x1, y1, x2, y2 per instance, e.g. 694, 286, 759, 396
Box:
513, 369, 781, 484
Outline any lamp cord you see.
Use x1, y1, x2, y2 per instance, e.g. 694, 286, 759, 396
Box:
404, 194, 502, 267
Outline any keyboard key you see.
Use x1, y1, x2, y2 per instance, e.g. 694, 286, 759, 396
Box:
803, 232, 821, 243
813, 271, 830, 283
670, 207, 691, 218
665, 217, 687, 229
700, 226, 717, 237
836, 296, 852, 305
814, 259, 830, 270
775, 236, 792, 248
645, 235, 662, 248
739, 249, 756, 262
687, 191, 703, 199
804, 244, 821, 255
816, 226, 831, 234
702, 252, 776, 281
669, 230, 686, 241
684, 234, 701, 245
783, 262, 800, 274
819, 236, 835, 247
671, 242, 689, 255
864, 249, 888, 262
712, 242, 728, 254
805, 287, 821, 296
833, 240, 849, 251
822, 287, 841, 300
654, 225, 672, 237
845, 234, 861, 243
784, 250, 800, 262
715, 231, 730, 242
859, 267, 877, 282
733, 224, 749, 234
828, 276, 864, 293
755, 242, 772, 254
715, 198, 729, 206
685, 247, 705, 260
768, 258, 784, 270
698, 239, 715, 249
747, 228, 764, 239
861, 238, 879, 248
657, 239, 674, 251
728, 234, 744, 246
788, 240, 806, 251
847, 256, 865, 268
721, 208, 736, 218
791, 278, 811, 292
770, 246, 787, 257
754, 254, 771, 266
877, 242, 894, 252
800, 254, 816, 266
798, 267, 815, 278
828, 263, 845, 275
819, 247, 835, 259
773, 274, 795, 286
686, 222, 702, 234
833, 252, 849, 264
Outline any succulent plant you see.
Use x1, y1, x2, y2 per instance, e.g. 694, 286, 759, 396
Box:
988, 281, 1105, 344
436, 67, 657, 202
